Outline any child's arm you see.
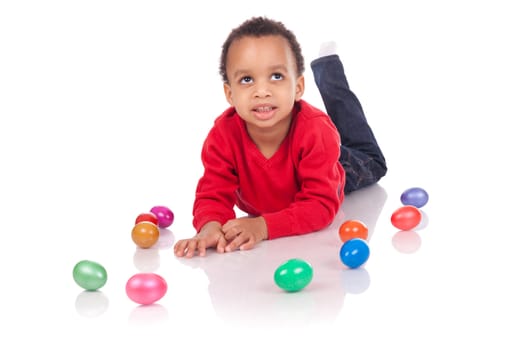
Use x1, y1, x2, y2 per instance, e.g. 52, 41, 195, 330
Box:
192, 124, 238, 233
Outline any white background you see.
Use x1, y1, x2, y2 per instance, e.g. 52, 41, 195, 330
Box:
1, 1, 524, 348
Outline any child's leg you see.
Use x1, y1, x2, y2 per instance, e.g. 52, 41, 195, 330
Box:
310, 52, 387, 194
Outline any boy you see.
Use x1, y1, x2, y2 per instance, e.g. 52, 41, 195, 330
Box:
174, 17, 386, 258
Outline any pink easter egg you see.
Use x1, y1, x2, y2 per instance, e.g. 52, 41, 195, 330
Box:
125, 273, 167, 305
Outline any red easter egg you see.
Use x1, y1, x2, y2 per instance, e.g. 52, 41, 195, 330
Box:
135, 212, 159, 226
391, 205, 422, 231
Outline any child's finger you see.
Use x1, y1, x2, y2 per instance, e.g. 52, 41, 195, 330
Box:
216, 235, 227, 253
239, 237, 255, 250
197, 239, 208, 257
223, 226, 241, 240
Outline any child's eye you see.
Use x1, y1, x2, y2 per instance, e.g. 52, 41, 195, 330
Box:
271, 73, 283, 81
240, 76, 253, 84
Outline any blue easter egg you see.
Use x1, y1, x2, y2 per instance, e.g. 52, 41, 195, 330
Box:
339, 238, 370, 269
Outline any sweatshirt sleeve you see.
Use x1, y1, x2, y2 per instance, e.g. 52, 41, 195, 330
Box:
192, 126, 238, 232
262, 116, 344, 239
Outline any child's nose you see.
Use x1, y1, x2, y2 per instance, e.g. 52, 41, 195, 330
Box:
253, 82, 272, 98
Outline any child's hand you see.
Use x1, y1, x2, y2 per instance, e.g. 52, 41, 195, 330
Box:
173, 221, 227, 258
222, 217, 268, 252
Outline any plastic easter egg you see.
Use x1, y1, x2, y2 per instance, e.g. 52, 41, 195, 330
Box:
73, 260, 108, 291
126, 273, 168, 305
150, 206, 174, 228
274, 258, 313, 292
400, 187, 429, 208
135, 212, 159, 226
340, 238, 370, 269
339, 219, 369, 242
132, 222, 160, 248
391, 205, 422, 231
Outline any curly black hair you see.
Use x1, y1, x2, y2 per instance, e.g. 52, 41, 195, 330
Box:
219, 16, 305, 83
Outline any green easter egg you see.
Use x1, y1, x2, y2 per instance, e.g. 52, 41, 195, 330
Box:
274, 258, 313, 292
73, 260, 107, 291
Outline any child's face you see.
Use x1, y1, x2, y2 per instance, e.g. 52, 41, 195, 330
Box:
223, 35, 304, 132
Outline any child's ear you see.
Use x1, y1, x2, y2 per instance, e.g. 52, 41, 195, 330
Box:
295, 75, 305, 101
223, 83, 234, 106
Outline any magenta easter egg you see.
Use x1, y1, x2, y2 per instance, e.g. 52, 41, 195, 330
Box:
150, 206, 174, 228
125, 273, 167, 305
391, 205, 422, 231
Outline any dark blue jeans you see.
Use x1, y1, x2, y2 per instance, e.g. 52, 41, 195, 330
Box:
311, 55, 387, 194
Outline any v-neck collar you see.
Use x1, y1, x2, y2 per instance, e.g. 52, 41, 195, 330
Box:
238, 115, 294, 167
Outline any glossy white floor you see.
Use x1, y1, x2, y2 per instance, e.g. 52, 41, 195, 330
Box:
1, 1, 524, 349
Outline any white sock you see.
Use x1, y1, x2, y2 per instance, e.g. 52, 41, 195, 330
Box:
318, 41, 337, 58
